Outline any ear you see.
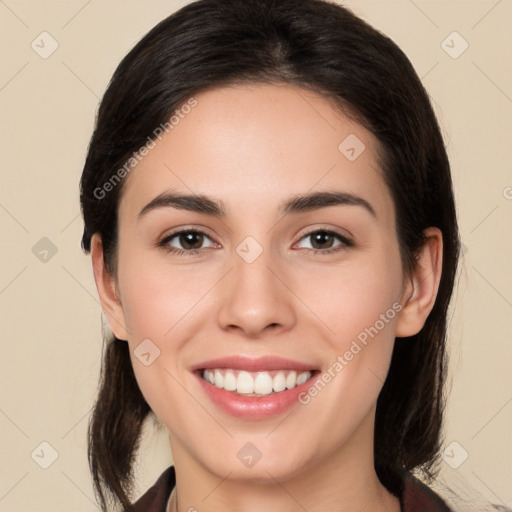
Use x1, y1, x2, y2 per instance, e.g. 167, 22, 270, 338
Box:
395, 227, 443, 338
90, 233, 129, 340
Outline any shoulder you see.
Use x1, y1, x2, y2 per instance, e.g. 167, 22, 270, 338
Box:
131, 466, 175, 512
401, 472, 452, 512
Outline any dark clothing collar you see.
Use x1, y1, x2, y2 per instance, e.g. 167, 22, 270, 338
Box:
132, 466, 452, 512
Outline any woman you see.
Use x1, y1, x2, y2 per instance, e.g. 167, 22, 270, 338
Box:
80, 0, 462, 510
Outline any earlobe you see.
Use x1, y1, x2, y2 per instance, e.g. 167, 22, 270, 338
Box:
395, 227, 443, 338
90, 233, 129, 340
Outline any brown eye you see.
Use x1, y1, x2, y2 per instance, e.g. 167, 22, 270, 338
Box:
296, 229, 353, 254
178, 231, 205, 250
159, 229, 217, 254
310, 231, 337, 250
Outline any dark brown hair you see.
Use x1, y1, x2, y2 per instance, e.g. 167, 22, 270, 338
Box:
80, 0, 460, 510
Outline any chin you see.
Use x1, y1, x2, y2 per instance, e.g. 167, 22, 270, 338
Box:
202, 445, 313, 484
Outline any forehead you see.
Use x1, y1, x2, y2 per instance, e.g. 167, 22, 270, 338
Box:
118, 83, 394, 225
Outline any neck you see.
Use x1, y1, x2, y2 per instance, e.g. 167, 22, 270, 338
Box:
168, 415, 400, 512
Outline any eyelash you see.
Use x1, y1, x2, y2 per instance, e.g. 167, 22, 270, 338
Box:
158, 228, 354, 256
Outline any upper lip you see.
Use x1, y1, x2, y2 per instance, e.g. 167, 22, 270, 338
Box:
191, 355, 318, 372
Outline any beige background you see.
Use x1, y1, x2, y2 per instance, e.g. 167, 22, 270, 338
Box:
1, 0, 511, 510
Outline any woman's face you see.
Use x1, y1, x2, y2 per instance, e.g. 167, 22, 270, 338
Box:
98, 83, 418, 482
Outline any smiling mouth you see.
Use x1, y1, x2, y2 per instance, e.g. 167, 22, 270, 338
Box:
201, 368, 317, 396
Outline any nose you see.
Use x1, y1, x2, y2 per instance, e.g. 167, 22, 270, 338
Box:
216, 248, 297, 338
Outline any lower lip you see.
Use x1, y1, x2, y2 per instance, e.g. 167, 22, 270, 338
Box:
196, 371, 319, 420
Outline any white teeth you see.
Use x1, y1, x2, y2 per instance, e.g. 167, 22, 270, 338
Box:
296, 371, 309, 385
214, 370, 224, 388
254, 372, 273, 394
286, 371, 297, 389
202, 369, 312, 396
223, 371, 237, 391
237, 371, 254, 394
273, 371, 287, 392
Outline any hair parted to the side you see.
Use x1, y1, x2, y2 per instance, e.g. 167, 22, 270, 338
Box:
80, 0, 460, 510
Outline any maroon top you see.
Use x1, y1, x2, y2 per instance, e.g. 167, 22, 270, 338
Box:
132, 466, 452, 511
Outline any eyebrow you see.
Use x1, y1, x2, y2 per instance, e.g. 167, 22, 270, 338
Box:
138, 190, 377, 220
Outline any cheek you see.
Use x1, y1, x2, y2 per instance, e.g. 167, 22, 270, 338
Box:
117, 250, 214, 340
298, 247, 404, 348
294, 244, 404, 411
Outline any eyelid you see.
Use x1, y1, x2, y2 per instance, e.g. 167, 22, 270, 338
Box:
295, 223, 354, 240
158, 224, 216, 241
